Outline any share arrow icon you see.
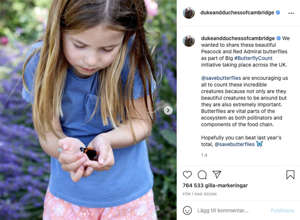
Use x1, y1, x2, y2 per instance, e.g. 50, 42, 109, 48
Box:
212, 170, 222, 179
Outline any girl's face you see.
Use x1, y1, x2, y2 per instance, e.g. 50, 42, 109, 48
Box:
62, 24, 125, 78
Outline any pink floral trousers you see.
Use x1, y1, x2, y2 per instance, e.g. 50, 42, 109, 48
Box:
43, 189, 158, 220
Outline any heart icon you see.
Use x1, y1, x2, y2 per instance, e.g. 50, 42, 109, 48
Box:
183, 170, 192, 179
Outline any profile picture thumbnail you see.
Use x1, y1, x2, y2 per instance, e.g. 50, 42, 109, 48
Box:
183, 35, 195, 47
183, 7, 195, 19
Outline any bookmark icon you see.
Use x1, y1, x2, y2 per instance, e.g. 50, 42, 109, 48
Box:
286, 170, 295, 180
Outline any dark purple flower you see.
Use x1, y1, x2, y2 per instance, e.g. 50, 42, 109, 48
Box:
151, 165, 167, 175
0, 51, 49, 219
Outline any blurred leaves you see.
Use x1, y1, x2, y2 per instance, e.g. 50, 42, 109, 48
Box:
160, 129, 176, 146
0, 0, 49, 43
145, 0, 176, 47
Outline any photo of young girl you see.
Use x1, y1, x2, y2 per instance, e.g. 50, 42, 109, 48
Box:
1, 0, 176, 219
22, 0, 158, 219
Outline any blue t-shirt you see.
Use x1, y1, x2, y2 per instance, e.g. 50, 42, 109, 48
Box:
22, 41, 156, 207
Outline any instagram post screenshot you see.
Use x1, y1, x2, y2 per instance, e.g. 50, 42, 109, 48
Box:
0, 1, 176, 219
178, 0, 300, 219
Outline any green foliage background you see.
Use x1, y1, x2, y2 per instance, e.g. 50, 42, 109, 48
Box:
0, 0, 49, 42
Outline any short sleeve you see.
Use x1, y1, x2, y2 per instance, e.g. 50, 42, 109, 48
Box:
22, 42, 42, 104
121, 40, 156, 99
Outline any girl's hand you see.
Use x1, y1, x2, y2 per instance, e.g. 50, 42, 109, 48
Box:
57, 137, 88, 182
70, 165, 94, 180
84, 135, 115, 171
83, 166, 94, 177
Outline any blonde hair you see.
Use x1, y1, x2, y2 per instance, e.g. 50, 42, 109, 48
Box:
22, 0, 156, 142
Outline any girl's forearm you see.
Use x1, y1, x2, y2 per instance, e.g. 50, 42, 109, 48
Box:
100, 119, 152, 148
39, 131, 67, 158
37, 117, 67, 158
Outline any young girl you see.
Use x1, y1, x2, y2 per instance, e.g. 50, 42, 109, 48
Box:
22, 0, 158, 219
